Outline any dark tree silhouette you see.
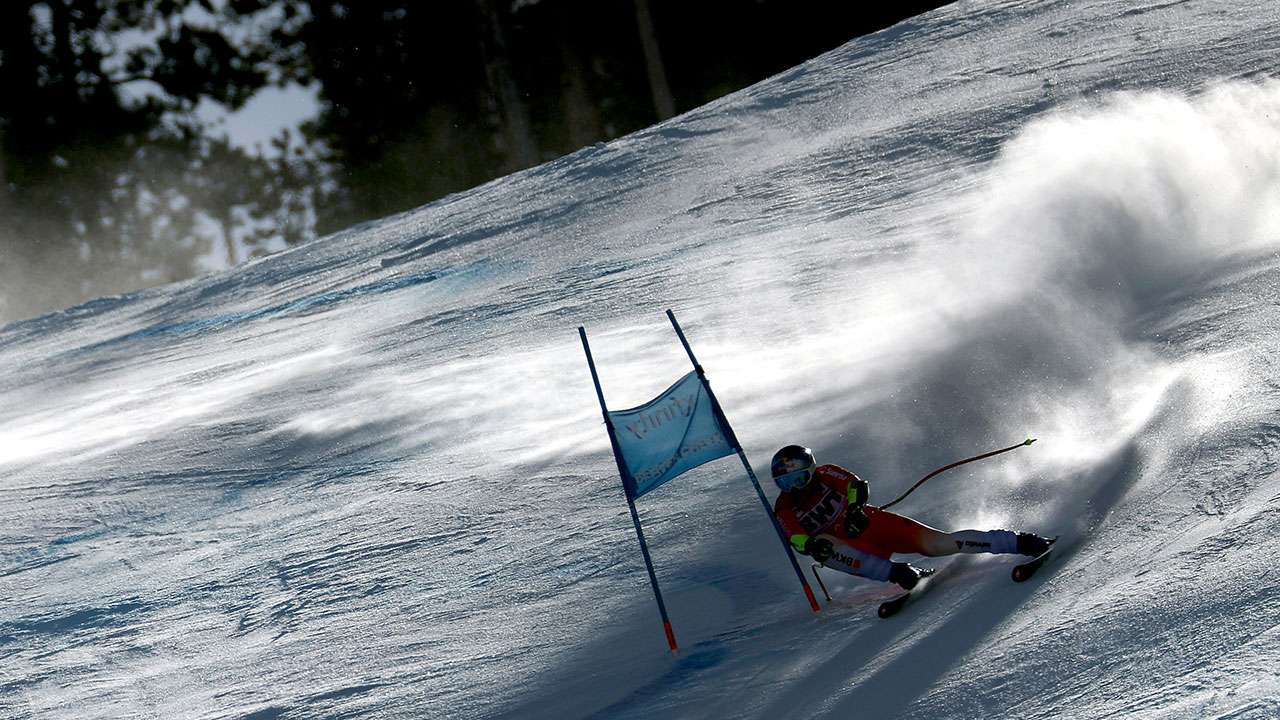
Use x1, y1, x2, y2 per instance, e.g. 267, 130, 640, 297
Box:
2, 0, 953, 323
634, 0, 676, 122
0, 0, 285, 322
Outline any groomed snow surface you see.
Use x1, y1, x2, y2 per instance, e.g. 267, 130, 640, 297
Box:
4, 1, 1280, 718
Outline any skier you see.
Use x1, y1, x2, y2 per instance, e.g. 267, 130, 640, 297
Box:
771, 444, 1053, 590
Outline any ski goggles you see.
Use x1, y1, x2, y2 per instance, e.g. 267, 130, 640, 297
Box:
774, 468, 813, 491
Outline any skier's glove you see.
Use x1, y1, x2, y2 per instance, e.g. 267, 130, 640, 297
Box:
843, 476, 871, 537
847, 477, 869, 508
803, 537, 835, 563
844, 508, 870, 537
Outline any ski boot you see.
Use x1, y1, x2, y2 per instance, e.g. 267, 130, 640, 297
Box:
1016, 532, 1053, 557
889, 562, 926, 591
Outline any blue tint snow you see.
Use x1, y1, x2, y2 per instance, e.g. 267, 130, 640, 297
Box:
4, 1, 1280, 718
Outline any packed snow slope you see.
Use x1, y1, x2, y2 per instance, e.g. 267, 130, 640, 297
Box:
5, 1, 1280, 718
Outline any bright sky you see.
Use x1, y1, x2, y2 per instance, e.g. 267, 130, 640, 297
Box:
198, 82, 322, 154
94, 0, 320, 156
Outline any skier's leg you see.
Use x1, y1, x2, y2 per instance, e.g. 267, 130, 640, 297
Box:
820, 535, 925, 589
921, 528, 1019, 556
815, 535, 896, 582
860, 508, 1019, 557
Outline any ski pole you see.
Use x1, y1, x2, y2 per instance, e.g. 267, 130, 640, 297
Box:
810, 564, 833, 602
879, 438, 1036, 511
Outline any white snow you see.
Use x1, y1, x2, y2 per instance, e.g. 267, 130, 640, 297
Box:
4, 1, 1280, 718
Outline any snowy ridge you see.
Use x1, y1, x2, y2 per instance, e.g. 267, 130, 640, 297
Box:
4, 1, 1280, 718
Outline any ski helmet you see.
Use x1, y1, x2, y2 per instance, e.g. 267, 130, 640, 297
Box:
771, 445, 816, 491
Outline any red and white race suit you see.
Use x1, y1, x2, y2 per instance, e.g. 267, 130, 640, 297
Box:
773, 464, 1018, 582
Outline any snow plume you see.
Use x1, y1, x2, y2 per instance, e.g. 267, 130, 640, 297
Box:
802, 80, 1280, 522
969, 79, 1280, 309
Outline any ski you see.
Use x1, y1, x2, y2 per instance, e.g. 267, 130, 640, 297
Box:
1011, 537, 1058, 582
877, 568, 937, 619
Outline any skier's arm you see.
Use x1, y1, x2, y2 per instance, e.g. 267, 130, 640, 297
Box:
774, 492, 807, 550
774, 493, 834, 562
817, 465, 871, 536
773, 493, 828, 555
816, 464, 868, 504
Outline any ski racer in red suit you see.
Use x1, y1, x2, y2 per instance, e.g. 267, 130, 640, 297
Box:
771, 445, 1053, 589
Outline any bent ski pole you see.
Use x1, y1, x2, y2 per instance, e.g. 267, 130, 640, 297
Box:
810, 564, 833, 602
880, 438, 1036, 511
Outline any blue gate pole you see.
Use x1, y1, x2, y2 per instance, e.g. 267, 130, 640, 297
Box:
578, 326, 680, 652
665, 310, 821, 612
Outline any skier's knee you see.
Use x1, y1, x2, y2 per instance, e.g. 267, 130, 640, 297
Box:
917, 532, 963, 556
821, 544, 894, 582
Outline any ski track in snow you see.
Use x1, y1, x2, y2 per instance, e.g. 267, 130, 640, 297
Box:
4, 0, 1280, 718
